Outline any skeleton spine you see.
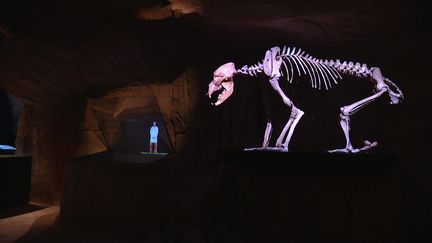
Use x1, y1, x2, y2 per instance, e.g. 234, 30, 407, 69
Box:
318, 59, 373, 78
279, 46, 373, 79
237, 62, 264, 76
237, 46, 375, 90
278, 46, 377, 90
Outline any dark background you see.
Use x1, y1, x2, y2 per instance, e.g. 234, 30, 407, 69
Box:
1, 0, 431, 241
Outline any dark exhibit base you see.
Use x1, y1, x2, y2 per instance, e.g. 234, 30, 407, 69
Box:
218, 151, 400, 242
113, 152, 168, 164
218, 150, 398, 175
77, 151, 169, 164
0, 149, 16, 155
61, 152, 400, 242
0, 155, 32, 209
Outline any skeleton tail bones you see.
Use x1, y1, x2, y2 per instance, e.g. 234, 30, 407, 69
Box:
209, 45, 404, 153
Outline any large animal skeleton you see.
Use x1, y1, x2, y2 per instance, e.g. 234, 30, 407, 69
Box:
208, 46, 404, 153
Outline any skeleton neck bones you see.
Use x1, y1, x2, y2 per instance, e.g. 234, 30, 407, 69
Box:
208, 46, 404, 153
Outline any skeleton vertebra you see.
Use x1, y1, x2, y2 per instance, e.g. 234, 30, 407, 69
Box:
208, 46, 404, 153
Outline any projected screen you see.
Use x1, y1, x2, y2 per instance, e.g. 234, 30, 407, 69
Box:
111, 114, 173, 163
85, 95, 174, 163
0, 91, 21, 154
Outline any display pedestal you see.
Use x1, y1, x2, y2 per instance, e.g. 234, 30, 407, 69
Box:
60, 152, 399, 242
215, 151, 400, 242
218, 150, 398, 175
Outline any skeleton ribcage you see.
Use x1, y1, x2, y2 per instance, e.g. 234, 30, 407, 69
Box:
280, 46, 372, 90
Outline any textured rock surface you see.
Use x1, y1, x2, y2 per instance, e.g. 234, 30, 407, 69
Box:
0, 0, 430, 240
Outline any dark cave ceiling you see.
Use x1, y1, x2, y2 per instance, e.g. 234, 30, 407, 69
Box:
1, 0, 426, 42
0, 0, 429, 102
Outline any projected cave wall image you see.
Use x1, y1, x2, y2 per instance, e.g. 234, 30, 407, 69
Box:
82, 95, 173, 163
0, 0, 430, 242
113, 118, 172, 153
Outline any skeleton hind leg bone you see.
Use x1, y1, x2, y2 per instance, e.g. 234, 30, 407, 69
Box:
329, 68, 389, 153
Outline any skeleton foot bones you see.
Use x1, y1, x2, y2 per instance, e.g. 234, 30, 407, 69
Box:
207, 46, 404, 153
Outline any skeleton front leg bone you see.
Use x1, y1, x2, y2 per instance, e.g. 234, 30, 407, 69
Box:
246, 76, 304, 152
268, 76, 304, 151
262, 122, 273, 148
280, 106, 304, 150
245, 47, 304, 151
265, 47, 305, 151
329, 67, 389, 153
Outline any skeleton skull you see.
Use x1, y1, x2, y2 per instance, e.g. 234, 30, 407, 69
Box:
208, 62, 236, 106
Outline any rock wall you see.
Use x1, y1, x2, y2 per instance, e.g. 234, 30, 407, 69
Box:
9, 68, 200, 204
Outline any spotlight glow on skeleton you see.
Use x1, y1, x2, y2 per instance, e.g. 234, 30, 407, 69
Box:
207, 46, 404, 153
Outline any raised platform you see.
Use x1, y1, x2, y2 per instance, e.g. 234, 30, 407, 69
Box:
217, 150, 398, 175
77, 151, 169, 164
0, 147, 16, 155
215, 150, 400, 242
61, 152, 400, 242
